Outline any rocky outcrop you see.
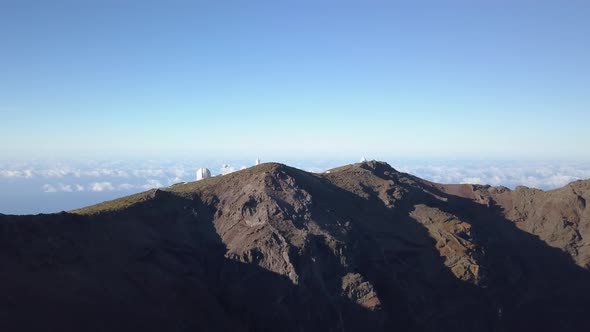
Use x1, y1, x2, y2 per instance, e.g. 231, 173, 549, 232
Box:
410, 204, 485, 285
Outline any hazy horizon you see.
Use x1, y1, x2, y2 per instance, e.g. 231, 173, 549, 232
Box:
2, 155, 589, 214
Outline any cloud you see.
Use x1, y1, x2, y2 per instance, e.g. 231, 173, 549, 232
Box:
84, 169, 129, 177
220, 164, 237, 175
2, 166, 82, 178
41, 179, 164, 194
41, 168, 73, 178
42, 184, 57, 193
89, 182, 115, 192
117, 180, 163, 191
398, 161, 590, 190
140, 179, 163, 190
220, 164, 248, 176
167, 176, 183, 185
171, 167, 187, 178
2, 161, 226, 183
57, 183, 73, 192
22, 159, 590, 195
2, 164, 152, 179
460, 177, 485, 185
132, 169, 165, 177
42, 183, 79, 193
1, 169, 34, 178
304, 167, 328, 173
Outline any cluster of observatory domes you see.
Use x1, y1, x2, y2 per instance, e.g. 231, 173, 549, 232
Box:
196, 158, 261, 181
195, 157, 370, 181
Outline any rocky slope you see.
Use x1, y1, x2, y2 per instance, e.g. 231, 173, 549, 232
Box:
1, 161, 589, 332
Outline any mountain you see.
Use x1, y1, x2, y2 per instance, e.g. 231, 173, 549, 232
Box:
1, 161, 589, 332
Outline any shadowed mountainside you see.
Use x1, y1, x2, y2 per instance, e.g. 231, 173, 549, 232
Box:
1, 161, 589, 331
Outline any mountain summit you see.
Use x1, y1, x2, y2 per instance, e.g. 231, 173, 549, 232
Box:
1, 161, 589, 331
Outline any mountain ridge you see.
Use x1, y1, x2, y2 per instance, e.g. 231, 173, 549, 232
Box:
1, 161, 589, 331
68, 161, 589, 216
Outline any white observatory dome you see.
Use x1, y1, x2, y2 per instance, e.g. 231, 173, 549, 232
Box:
196, 167, 211, 181
360, 157, 367, 163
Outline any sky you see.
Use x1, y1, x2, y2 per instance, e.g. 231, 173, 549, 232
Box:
1, 1, 589, 213
1, 0, 588, 159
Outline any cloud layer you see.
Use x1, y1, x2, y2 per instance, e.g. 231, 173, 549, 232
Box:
3, 159, 590, 198
41, 180, 166, 193
397, 161, 590, 190
1, 158, 590, 215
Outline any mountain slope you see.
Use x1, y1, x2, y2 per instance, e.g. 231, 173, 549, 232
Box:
1, 161, 589, 332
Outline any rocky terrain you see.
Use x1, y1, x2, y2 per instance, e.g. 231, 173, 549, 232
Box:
1, 161, 589, 332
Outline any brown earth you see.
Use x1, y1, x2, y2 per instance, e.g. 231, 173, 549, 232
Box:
1, 161, 589, 331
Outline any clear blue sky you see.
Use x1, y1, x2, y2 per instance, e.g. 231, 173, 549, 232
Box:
1, 1, 589, 159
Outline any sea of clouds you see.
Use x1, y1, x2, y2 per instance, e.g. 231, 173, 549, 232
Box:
396, 160, 590, 190
1, 157, 589, 214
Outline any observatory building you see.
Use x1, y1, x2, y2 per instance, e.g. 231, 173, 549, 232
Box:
196, 168, 211, 181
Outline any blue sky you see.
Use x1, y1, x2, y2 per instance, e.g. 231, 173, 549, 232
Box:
1, 1, 589, 159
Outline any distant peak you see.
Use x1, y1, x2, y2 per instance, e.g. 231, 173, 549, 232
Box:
359, 160, 397, 172
253, 162, 288, 172
250, 162, 304, 178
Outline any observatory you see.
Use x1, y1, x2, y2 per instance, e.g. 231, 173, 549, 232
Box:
196, 168, 211, 181
256, 158, 261, 166
360, 157, 367, 163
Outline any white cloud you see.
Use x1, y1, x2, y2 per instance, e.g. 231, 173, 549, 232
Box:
219, 164, 248, 175
167, 176, 183, 185
57, 183, 73, 192
398, 161, 590, 190
2, 164, 154, 179
220, 164, 237, 175
84, 169, 129, 177
42, 184, 57, 193
89, 182, 115, 192
460, 177, 485, 185
546, 175, 579, 188
304, 167, 328, 173
18, 159, 590, 196
0, 169, 34, 178
115, 180, 163, 191
41, 183, 78, 193
41, 168, 71, 178
38, 180, 166, 194
132, 169, 165, 177
140, 179, 163, 190
171, 167, 187, 178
